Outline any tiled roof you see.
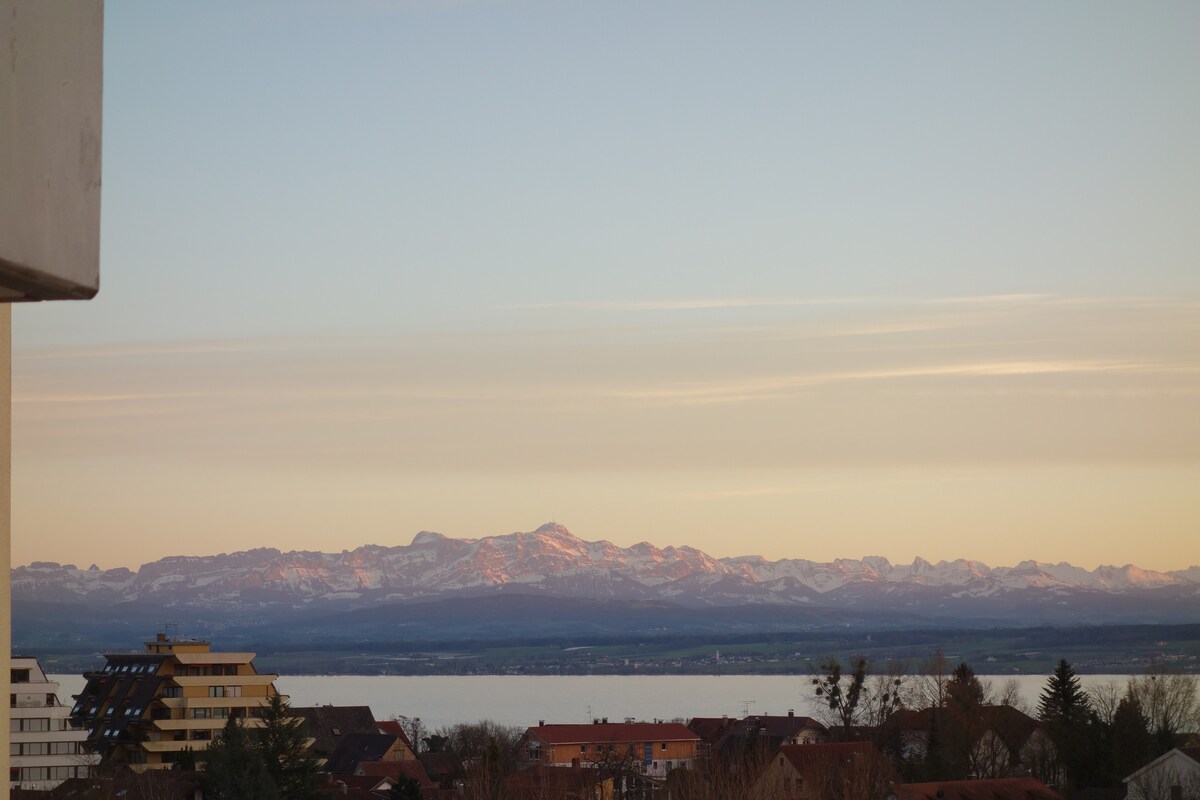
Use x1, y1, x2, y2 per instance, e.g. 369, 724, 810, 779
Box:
322, 774, 390, 800
687, 716, 736, 742
418, 751, 466, 783
527, 722, 698, 745
893, 777, 1067, 800
49, 773, 201, 800
376, 719, 415, 749
508, 764, 604, 793
325, 733, 402, 775
292, 705, 379, 758
359, 759, 433, 787
776, 742, 878, 772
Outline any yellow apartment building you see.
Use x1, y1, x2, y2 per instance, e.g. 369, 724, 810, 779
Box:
521, 721, 700, 779
70, 633, 288, 771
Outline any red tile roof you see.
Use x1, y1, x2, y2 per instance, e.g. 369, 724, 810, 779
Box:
527, 722, 698, 745
893, 777, 1066, 800
777, 741, 879, 772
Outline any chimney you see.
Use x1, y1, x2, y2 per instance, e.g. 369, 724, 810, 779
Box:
594, 719, 600, 725
539, 720, 544, 727
156, 632, 168, 642
788, 709, 794, 718
602, 717, 607, 724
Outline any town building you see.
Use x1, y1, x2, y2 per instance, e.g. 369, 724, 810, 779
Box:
689, 711, 828, 764
8, 656, 96, 790
1124, 747, 1200, 800
521, 720, 700, 779
756, 742, 893, 799
69, 633, 288, 771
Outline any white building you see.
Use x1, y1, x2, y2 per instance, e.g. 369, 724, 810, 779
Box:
9, 656, 97, 790
1125, 747, 1200, 800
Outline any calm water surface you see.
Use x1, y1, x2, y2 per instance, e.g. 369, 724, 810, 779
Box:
53, 674, 1131, 731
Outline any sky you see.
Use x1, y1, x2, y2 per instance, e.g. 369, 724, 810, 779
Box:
12, 1, 1200, 572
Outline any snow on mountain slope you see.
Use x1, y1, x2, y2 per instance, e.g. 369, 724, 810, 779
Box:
11, 523, 1197, 610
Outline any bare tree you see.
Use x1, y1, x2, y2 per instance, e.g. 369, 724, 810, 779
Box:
995, 678, 1030, 715
912, 649, 950, 710
812, 657, 869, 739
808, 746, 895, 800
862, 661, 911, 729
672, 746, 787, 800
394, 715, 427, 754
1087, 680, 1126, 726
1127, 668, 1200, 748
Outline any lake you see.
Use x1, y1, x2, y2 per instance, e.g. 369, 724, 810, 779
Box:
52, 673, 1132, 731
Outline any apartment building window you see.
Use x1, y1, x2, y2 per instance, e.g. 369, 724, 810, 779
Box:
10, 717, 50, 732
11, 668, 30, 683
214, 707, 230, 719
661, 742, 667, 751
209, 686, 226, 697
190, 708, 212, 719
50, 741, 80, 755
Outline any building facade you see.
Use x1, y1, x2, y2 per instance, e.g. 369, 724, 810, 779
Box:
70, 634, 287, 771
522, 721, 700, 779
9, 656, 96, 790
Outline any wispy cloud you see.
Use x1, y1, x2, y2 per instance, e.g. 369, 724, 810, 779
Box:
612, 360, 1154, 405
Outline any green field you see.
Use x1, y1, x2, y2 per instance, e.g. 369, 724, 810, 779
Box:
35, 624, 1197, 677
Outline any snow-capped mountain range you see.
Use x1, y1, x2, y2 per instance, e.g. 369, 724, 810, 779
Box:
12, 523, 1199, 618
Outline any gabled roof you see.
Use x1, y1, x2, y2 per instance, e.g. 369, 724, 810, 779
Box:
419, 750, 466, 783
322, 774, 391, 800
688, 716, 737, 742
777, 742, 879, 773
376, 719, 415, 750
325, 733, 402, 775
888, 705, 1040, 756
358, 759, 433, 787
49, 772, 201, 800
292, 705, 379, 758
526, 722, 698, 745
1124, 746, 1200, 784
893, 777, 1066, 800
508, 764, 605, 793
711, 713, 828, 756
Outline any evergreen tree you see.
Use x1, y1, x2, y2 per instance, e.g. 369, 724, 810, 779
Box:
256, 693, 324, 800
1037, 660, 1095, 792
202, 717, 280, 800
947, 662, 986, 709
1109, 695, 1153, 781
938, 662, 986, 780
174, 746, 197, 772
390, 776, 423, 800
1038, 659, 1088, 725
